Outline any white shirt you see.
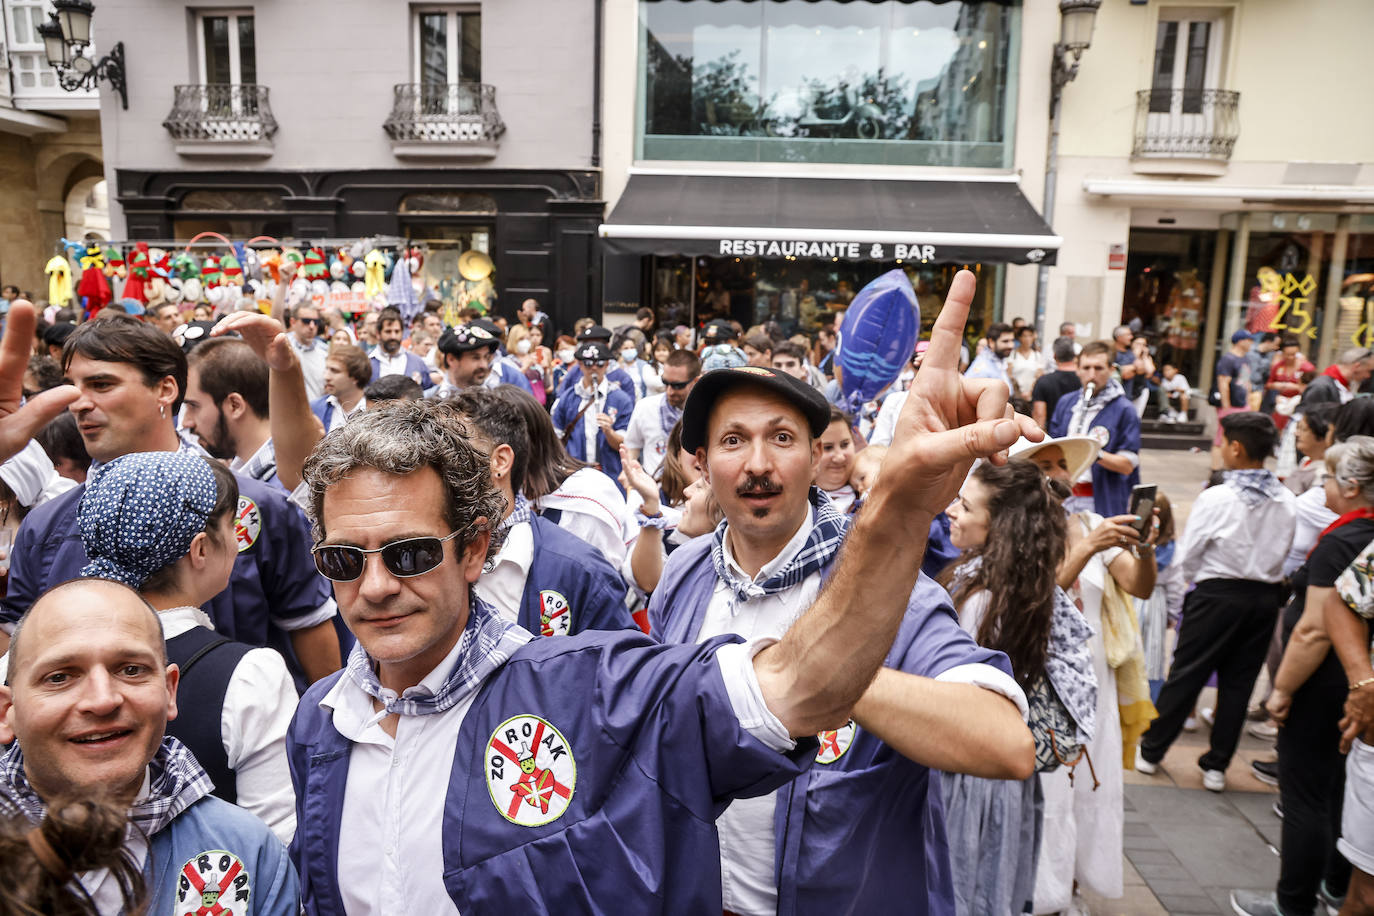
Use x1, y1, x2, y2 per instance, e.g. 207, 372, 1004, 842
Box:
1161, 374, 1190, 396
322, 394, 367, 433
536, 467, 637, 570
1284, 482, 1338, 576
1178, 481, 1297, 585
870, 389, 907, 447
474, 519, 534, 623
697, 513, 1026, 916
327, 609, 794, 915
373, 349, 411, 378
573, 379, 610, 466
822, 485, 856, 515
624, 393, 672, 478
291, 337, 327, 401
160, 606, 299, 843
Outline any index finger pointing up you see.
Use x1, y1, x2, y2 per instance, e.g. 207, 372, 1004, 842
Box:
921, 270, 976, 372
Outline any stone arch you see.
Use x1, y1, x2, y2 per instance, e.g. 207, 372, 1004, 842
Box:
64, 173, 109, 240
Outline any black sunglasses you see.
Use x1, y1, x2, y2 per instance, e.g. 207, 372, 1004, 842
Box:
664, 379, 692, 390
312, 531, 462, 582
581, 358, 608, 368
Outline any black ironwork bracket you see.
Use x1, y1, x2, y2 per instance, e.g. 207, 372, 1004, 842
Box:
55, 40, 127, 109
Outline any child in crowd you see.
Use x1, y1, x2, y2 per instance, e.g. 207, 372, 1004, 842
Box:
1159, 364, 1190, 422
1135, 492, 1183, 702
1136, 412, 1297, 791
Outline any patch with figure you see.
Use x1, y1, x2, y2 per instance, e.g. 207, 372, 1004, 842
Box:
539, 590, 572, 636
234, 496, 261, 553
486, 714, 577, 826
1088, 425, 1112, 449
816, 720, 857, 764
175, 849, 251, 915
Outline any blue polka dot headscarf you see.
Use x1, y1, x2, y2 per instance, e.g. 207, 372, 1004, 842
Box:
78, 452, 220, 589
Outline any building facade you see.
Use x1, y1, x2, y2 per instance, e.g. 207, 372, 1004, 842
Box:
1048, 0, 1374, 387
95, 0, 603, 327
0, 0, 106, 298
597, 0, 1061, 341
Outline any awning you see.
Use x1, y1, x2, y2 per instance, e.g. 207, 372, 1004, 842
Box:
600, 172, 1060, 266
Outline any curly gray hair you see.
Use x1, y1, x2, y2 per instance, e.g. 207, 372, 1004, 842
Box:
302, 399, 508, 564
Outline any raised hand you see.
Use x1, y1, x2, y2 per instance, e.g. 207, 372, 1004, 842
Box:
0, 301, 78, 461
211, 311, 296, 372
619, 446, 659, 514
880, 270, 1042, 519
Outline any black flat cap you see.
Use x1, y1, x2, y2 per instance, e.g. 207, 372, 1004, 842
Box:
702, 319, 738, 342
680, 366, 831, 453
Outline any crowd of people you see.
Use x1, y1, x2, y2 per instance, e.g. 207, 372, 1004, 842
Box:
0, 268, 1372, 916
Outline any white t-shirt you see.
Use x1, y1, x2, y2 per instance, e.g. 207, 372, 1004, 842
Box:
624, 393, 672, 478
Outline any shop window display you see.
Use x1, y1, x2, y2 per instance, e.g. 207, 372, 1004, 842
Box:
639, 0, 1020, 167
650, 254, 1001, 349
1120, 229, 1216, 386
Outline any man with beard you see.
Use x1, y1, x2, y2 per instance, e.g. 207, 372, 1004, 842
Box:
964, 321, 1015, 392
2, 316, 340, 686
1048, 340, 1141, 517
624, 348, 700, 477
647, 362, 1033, 915
369, 307, 436, 392
183, 337, 286, 493
429, 322, 498, 398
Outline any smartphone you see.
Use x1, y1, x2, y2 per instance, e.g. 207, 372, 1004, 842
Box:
1128, 484, 1158, 541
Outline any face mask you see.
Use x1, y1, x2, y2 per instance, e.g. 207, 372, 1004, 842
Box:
516, 339, 532, 354
558, 349, 574, 363
621, 348, 637, 363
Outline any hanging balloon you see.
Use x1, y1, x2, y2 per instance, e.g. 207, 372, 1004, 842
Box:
836, 269, 920, 414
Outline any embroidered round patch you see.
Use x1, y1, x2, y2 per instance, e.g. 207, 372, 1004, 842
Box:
539, 589, 572, 636
816, 720, 857, 765
1088, 425, 1112, 449
486, 714, 577, 826
234, 496, 261, 553
175, 849, 251, 915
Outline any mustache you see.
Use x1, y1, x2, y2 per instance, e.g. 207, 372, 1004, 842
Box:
737, 475, 783, 497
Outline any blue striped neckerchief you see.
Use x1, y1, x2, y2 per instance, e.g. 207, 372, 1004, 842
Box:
1223, 468, 1286, 509
343, 594, 532, 723
500, 493, 534, 532
710, 486, 849, 606
0, 736, 212, 836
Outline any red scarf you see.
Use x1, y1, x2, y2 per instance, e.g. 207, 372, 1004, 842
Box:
1323, 364, 1350, 388
1311, 507, 1374, 556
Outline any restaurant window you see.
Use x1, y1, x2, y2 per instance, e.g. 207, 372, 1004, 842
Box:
198, 11, 256, 85
639, 0, 1020, 167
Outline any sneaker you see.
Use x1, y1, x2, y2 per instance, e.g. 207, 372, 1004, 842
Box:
1248, 720, 1279, 740
1251, 759, 1280, 787
1201, 707, 1216, 728
1202, 766, 1226, 792
1318, 879, 1345, 914
1161, 412, 1177, 424
1230, 889, 1287, 915
1135, 747, 1160, 775
1183, 716, 1200, 732
1247, 705, 1270, 722
1273, 800, 1284, 819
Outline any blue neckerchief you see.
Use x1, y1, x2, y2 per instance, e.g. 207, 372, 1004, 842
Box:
709, 486, 849, 605
1223, 468, 1286, 509
501, 493, 533, 531
343, 596, 532, 720
658, 397, 683, 436
0, 736, 213, 837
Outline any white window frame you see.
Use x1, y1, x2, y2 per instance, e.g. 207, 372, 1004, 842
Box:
1147, 9, 1227, 141
195, 9, 255, 85
412, 5, 479, 85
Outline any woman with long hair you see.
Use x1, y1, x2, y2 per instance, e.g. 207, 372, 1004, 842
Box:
939, 459, 1096, 916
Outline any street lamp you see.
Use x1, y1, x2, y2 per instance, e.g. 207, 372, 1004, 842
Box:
36, 0, 127, 110
1034, 0, 1102, 336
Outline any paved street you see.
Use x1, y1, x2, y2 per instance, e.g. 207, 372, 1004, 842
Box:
1079, 447, 1284, 915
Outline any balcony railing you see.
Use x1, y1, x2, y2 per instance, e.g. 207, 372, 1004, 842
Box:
383, 82, 505, 156
163, 84, 277, 154
1133, 89, 1240, 161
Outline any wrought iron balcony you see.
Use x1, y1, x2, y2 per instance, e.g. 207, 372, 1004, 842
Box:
163, 84, 277, 156
1133, 89, 1240, 164
383, 82, 505, 158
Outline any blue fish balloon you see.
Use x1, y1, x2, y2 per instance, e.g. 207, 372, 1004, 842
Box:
837, 269, 919, 413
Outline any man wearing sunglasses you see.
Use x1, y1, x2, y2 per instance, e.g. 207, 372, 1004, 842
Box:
624, 348, 701, 478
284, 271, 1040, 914
554, 324, 638, 404
551, 340, 633, 489
288, 303, 327, 401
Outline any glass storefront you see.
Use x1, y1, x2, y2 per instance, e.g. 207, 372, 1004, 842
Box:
638, 0, 1020, 167
1121, 228, 1217, 385
648, 254, 1003, 347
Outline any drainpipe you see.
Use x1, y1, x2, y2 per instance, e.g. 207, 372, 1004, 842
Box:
591, 0, 603, 168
